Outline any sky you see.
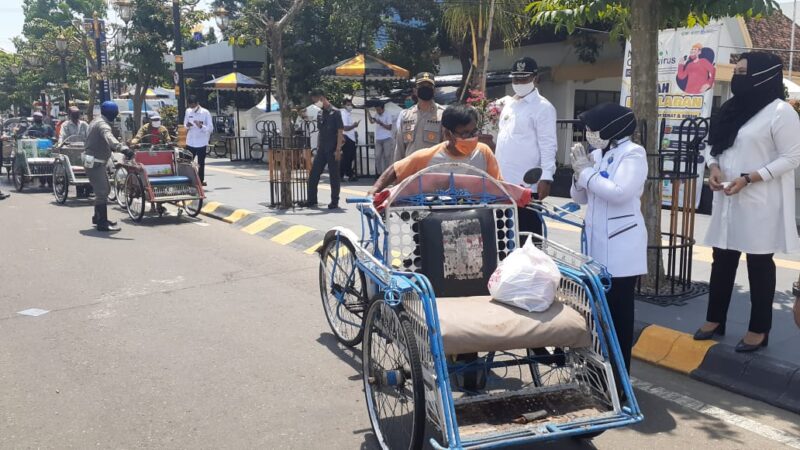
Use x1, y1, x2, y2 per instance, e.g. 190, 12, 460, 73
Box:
0, 0, 217, 53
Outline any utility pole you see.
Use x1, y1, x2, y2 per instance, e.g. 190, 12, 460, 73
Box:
173, 0, 186, 123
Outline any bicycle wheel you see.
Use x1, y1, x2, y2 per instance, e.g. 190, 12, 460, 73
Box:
319, 237, 369, 346
249, 143, 265, 161
183, 198, 203, 217
527, 347, 571, 387
12, 164, 25, 192
124, 172, 146, 222
114, 167, 128, 208
52, 162, 69, 204
363, 300, 425, 450
106, 169, 117, 203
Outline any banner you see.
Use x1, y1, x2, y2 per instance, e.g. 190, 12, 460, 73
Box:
620, 25, 721, 207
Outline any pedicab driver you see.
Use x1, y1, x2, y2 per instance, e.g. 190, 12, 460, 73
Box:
85, 101, 134, 232
368, 104, 501, 195
131, 114, 172, 146
569, 102, 648, 378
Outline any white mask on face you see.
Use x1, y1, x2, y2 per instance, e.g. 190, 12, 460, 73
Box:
345, 105, 353, 112
512, 81, 535, 97
314, 100, 323, 109
585, 130, 609, 150
151, 120, 161, 128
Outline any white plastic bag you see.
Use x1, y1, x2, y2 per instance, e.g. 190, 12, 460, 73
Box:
487, 239, 561, 312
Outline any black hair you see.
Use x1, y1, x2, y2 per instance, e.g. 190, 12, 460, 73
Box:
309, 88, 324, 97
441, 104, 478, 131
188, 94, 198, 104
343, 97, 353, 105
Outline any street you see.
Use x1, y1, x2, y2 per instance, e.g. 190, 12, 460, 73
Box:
2, 183, 800, 449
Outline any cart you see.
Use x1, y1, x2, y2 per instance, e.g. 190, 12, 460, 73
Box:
318, 163, 642, 449
51, 135, 121, 204
120, 145, 205, 221
11, 131, 55, 192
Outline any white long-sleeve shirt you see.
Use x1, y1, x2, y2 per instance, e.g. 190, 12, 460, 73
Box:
495, 90, 558, 188
184, 105, 213, 148
704, 99, 800, 254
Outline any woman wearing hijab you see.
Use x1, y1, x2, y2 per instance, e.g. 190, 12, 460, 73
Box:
694, 52, 800, 352
569, 103, 649, 375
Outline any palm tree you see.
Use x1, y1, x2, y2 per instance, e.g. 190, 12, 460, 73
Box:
442, 0, 528, 93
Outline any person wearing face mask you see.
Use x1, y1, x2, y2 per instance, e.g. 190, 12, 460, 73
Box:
58, 106, 89, 146
339, 98, 361, 181
306, 88, 345, 209
184, 95, 213, 186
495, 57, 557, 244
130, 113, 172, 147
569, 102, 648, 379
693, 52, 800, 353
27, 111, 55, 139
368, 104, 501, 195
392, 72, 445, 164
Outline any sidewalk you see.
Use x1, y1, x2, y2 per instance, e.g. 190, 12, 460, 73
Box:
200, 156, 800, 413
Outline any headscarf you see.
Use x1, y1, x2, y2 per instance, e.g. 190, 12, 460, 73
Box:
578, 102, 637, 152
708, 52, 785, 156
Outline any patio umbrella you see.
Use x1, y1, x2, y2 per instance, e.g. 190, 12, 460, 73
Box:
321, 53, 410, 152
203, 72, 267, 135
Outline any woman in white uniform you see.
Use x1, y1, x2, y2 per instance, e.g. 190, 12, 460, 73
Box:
569, 103, 648, 375
694, 52, 800, 352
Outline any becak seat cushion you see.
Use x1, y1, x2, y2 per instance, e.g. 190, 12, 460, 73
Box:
436, 296, 591, 355
148, 175, 191, 186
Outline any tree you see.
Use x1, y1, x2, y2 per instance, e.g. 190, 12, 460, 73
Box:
527, 0, 781, 290
442, 0, 529, 92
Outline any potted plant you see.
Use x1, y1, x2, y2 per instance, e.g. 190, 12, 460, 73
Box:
466, 89, 501, 151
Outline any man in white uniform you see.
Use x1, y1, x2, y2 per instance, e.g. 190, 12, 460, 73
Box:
495, 57, 557, 240
184, 95, 213, 186
368, 102, 394, 175
339, 98, 360, 181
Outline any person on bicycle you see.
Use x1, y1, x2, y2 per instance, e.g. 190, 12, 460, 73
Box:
85, 101, 133, 232
58, 106, 89, 146
27, 111, 54, 139
367, 104, 501, 196
130, 113, 172, 147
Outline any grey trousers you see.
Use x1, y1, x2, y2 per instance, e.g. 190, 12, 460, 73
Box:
87, 162, 109, 206
374, 138, 395, 175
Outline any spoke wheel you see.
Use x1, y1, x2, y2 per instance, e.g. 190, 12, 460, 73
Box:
319, 237, 368, 346
106, 169, 117, 203
527, 347, 571, 387
182, 198, 203, 217
114, 167, 128, 208
52, 162, 69, 204
12, 164, 25, 192
363, 300, 425, 450
125, 172, 146, 222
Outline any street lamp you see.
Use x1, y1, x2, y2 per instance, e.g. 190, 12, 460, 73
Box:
55, 33, 71, 109
115, 0, 134, 25
24, 53, 42, 67
214, 7, 230, 31
172, 0, 201, 123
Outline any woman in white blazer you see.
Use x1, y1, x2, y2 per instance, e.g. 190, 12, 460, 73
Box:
694, 52, 800, 352
569, 103, 648, 375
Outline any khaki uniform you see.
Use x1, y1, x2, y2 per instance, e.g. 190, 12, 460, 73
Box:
85, 117, 123, 206
392, 103, 445, 162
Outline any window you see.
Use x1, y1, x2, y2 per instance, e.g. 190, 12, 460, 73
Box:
573, 90, 621, 119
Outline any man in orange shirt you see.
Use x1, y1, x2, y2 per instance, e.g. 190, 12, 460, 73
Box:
368, 104, 501, 195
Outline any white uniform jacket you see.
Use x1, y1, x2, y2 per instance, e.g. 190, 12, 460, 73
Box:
704, 99, 800, 255
570, 139, 648, 278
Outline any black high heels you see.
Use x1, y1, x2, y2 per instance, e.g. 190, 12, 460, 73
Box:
693, 323, 726, 340
735, 333, 769, 353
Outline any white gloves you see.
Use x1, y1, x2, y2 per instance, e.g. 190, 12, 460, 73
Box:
570, 143, 593, 175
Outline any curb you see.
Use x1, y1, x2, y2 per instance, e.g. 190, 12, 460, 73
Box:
632, 320, 800, 414
199, 201, 326, 255
199, 201, 800, 415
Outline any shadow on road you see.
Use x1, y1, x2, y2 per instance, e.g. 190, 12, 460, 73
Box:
78, 228, 133, 240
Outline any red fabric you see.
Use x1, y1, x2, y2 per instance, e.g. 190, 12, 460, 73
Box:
372, 174, 531, 211
149, 127, 161, 144
677, 58, 716, 94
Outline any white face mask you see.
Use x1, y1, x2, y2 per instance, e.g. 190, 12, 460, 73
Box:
585, 130, 609, 150
512, 82, 535, 97
345, 105, 353, 112
314, 100, 323, 109
151, 121, 161, 128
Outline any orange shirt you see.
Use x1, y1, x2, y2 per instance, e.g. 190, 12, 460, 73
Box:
392, 142, 502, 182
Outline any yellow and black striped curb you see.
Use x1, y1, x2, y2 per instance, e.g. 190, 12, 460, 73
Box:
632, 321, 800, 414
200, 201, 325, 255
199, 200, 800, 414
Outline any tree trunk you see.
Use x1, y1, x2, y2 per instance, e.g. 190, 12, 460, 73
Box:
457, 41, 472, 100
471, 35, 487, 91
480, 0, 496, 93
630, 0, 664, 289
270, 29, 293, 138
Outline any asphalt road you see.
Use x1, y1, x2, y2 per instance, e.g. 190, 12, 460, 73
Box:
1, 184, 799, 449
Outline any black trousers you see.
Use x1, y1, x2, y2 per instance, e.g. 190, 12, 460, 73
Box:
517, 204, 543, 246
706, 247, 775, 333
187, 145, 207, 182
307, 147, 341, 205
607, 276, 637, 375
340, 137, 357, 178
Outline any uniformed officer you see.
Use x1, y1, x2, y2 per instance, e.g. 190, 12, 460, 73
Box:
392, 72, 445, 163
569, 102, 648, 376
85, 101, 132, 232
495, 57, 557, 242
306, 88, 344, 210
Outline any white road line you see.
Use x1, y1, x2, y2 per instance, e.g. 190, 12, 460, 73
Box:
632, 377, 800, 449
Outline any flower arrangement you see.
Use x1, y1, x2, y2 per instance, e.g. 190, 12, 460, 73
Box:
466, 89, 502, 134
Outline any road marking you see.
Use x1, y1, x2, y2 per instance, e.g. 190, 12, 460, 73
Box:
304, 240, 324, 254
17, 308, 49, 317
631, 377, 800, 449
241, 217, 281, 235
271, 225, 315, 245
318, 183, 368, 196
201, 201, 222, 214
193, 221, 210, 227
223, 209, 253, 223
206, 166, 262, 177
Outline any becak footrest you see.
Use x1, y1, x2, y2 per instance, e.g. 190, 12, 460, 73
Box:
148, 175, 191, 186
71, 166, 85, 173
